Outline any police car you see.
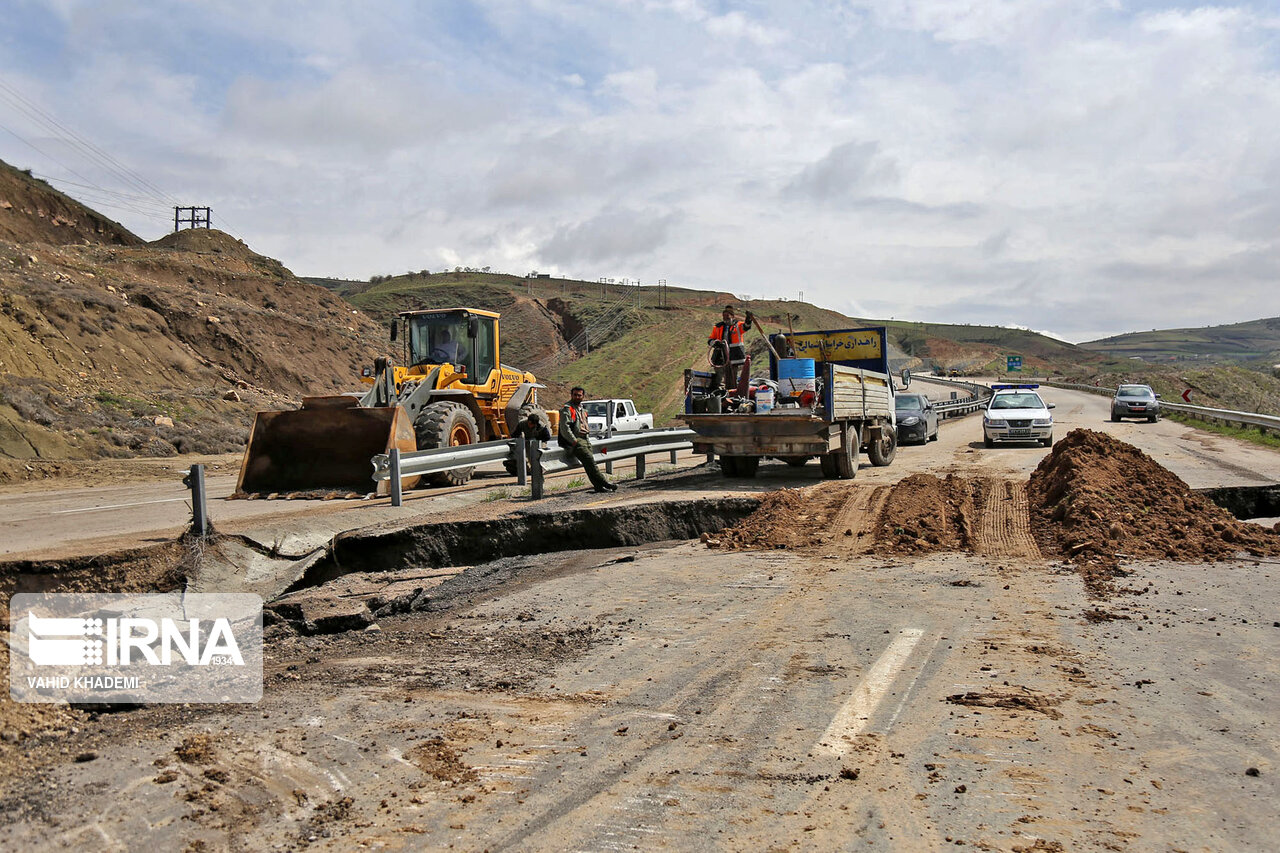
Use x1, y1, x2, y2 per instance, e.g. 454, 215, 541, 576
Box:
982, 384, 1055, 448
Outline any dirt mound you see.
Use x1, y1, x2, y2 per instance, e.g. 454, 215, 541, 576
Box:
872, 473, 976, 554
1029, 429, 1280, 577
151, 228, 259, 260
705, 485, 852, 550
0, 159, 141, 247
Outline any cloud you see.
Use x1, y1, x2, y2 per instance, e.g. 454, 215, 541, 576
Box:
782, 141, 900, 203
540, 208, 681, 266
2, 1, 1280, 340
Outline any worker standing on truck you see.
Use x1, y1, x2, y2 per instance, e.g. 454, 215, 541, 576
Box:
559, 387, 618, 493
708, 305, 754, 394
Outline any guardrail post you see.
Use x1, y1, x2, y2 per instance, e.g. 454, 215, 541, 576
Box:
515, 440, 528, 486
183, 464, 209, 538
636, 453, 647, 480
706, 451, 715, 466
605, 455, 613, 475
670, 449, 678, 465
530, 442, 544, 500
389, 448, 403, 507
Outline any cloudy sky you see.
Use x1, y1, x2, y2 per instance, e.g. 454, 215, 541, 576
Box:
2, 1, 1278, 342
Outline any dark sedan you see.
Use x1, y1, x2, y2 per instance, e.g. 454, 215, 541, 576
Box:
1111, 384, 1160, 422
895, 393, 939, 444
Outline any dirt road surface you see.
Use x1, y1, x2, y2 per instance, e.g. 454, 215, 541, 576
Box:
2, 381, 1279, 850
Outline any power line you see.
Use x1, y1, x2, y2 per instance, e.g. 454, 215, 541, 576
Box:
0, 78, 175, 204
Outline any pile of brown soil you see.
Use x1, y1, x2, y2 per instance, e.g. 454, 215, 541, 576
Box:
705, 484, 851, 550
872, 473, 976, 554
1028, 429, 1280, 575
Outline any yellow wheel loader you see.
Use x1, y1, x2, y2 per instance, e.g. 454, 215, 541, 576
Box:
236, 308, 552, 496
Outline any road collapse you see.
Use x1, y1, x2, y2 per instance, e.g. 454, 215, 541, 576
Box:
707, 428, 1280, 594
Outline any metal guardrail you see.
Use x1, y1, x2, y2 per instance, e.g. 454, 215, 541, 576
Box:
371, 428, 697, 505
1030, 378, 1280, 433
910, 375, 992, 417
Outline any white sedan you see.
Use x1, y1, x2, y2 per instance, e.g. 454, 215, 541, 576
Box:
982, 384, 1055, 448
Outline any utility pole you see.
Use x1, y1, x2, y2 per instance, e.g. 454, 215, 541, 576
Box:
174, 207, 212, 232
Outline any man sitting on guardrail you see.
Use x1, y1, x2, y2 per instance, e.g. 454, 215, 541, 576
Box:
559, 387, 618, 493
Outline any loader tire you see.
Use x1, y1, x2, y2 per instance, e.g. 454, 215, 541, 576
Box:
416, 402, 479, 486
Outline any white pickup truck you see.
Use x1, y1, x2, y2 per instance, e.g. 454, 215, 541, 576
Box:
584, 399, 653, 437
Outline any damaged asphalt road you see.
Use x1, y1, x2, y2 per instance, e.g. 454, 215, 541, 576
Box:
3, 424, 1280, 850
3, 532, 1279, 849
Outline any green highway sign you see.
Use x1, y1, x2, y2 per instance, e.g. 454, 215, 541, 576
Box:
1006, 355, 1023, 372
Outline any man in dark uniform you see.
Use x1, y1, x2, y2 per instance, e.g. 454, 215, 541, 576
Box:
559, 387, 617, 493
514, 411, 551, 442
708, 305, 754, 393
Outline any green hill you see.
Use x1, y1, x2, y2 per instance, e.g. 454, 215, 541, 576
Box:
1081, 317, 1280, 368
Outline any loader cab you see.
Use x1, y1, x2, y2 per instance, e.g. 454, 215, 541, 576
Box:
401, 308, 498, 385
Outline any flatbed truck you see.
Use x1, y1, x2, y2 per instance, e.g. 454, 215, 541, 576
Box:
682, 325, 899, 478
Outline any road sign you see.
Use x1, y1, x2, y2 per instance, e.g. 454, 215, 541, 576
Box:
1006, 355, 1022, 372
1182, 389, 1192, 402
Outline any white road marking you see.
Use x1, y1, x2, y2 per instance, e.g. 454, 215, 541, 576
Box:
816, 628, 924, 756
884, 631, 945, 732
54, 496, 188, 514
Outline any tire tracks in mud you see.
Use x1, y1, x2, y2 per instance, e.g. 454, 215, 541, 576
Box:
479, 553, 866, 849
973, 479, 1040, 558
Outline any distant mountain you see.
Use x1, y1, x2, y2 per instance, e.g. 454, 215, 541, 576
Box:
1082, 318, 1280, 368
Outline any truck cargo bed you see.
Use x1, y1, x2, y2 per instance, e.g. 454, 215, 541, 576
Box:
683, 411, 834, 456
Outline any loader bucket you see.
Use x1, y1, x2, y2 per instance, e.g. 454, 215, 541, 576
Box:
236, 398, 419, 496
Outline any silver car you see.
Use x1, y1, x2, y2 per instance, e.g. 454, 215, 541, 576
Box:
1111, 384, 1160, 422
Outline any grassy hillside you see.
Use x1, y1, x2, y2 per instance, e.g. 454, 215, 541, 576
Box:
884, 320, 1102, 376
1082, 317, 1280, 368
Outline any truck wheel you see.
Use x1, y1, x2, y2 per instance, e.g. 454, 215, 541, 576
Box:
416, 401, 479, 486
819, 453, 837, 479
823, 426, 858, 479
868, 428, 897, 467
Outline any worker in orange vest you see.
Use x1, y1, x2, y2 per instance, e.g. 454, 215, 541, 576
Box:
708, 305, 754, 393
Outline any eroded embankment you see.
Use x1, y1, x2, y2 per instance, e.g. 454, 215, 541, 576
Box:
0, 538, 191, 616
291, 497, 762, 593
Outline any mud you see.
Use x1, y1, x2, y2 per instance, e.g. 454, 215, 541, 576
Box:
1029, 429, 1280, 591
703, 486, 850, 550
705, 431, 1280, 596
711, 474, 1040, 560
946, 687, 1065, 720
872, 473, 977, 554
